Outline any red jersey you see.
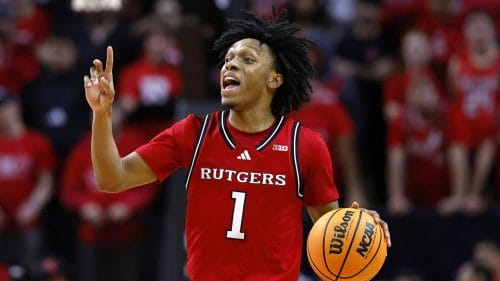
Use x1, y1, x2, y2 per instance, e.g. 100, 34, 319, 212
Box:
135, 111, 339, 280
0, 129, 56, 231
388, 108, 449, 205
60, 127, 157, 245
447, 50, 500, 146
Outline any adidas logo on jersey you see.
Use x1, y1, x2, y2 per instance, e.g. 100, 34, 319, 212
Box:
237, 150, 251, 160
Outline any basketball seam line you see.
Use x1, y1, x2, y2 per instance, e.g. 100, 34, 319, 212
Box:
307, 246, 334, 281
322, 209, 342, 278
342, 222, 385, 279
334, 210, 364, 281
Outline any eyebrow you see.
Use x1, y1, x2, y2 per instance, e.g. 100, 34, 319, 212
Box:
227, 43, 263, 56
245, 44, 262, 54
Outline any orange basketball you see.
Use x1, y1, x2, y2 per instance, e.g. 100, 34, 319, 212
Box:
306, 208, 387, 281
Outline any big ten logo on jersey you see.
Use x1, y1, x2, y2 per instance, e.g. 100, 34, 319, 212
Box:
272, 144, 288, 152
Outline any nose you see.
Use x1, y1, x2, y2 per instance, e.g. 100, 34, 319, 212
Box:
224, 58, 239, 70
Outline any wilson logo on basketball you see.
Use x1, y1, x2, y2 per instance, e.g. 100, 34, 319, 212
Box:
356, 221, 375, 258
329, 210, 355, 254
307, 208, 387, 280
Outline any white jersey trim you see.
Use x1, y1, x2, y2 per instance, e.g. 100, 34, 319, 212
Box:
292, 122, 303, 198
256, 115, 285, 151
185, 114, 211, 190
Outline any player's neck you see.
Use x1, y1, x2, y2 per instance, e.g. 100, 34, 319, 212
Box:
228, 109, 275, 133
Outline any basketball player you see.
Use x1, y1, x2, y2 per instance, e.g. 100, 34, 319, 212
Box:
83, 10, 391, 280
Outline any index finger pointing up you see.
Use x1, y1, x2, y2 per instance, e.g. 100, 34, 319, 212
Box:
106, 46, 114, 73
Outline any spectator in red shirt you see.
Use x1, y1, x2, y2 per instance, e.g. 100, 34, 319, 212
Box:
384, 29, 441, 121
334, 0, 396, 203
117, 25, 183, 141
442, 10, 499, 215
22, 30, 89, 161
0, 1, 40, 95
414, 0, 463, 80
13, 0, 52, 46
290, 45, 367, 207
289, 44, 368, 280
386, 74, 449, 215
60, 107, 158, 281
0, 88, 56, 277
452, 0, 500, 35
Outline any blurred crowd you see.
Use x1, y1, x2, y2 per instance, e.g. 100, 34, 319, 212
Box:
0, 0, 499, 280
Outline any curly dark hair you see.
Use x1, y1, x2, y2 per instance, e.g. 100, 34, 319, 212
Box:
213, 8, 317, 116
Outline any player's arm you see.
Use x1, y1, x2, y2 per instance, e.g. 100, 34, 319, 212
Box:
84, 47, 157, 192
306, 201, 339, 222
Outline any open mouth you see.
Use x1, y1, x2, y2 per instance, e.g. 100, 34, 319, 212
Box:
222, 76, 241, 90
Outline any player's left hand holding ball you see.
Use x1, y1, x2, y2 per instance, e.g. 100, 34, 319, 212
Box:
351, 201, 391, 248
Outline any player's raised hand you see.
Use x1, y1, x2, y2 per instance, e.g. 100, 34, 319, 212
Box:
84, 46, 115, 114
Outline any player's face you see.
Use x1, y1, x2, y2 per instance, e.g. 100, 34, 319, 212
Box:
220, 38, 278, 112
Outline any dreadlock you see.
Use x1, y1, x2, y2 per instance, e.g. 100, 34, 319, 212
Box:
213, 8, 317, 116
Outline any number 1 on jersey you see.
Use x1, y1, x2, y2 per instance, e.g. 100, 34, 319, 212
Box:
226, 191, 246, 240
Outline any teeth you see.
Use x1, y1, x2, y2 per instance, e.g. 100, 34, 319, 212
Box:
223, 76, 239, 89
224, 77, 238, 83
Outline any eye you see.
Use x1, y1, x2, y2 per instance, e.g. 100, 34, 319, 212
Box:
224, 56, 233, 63
243, 57, 254, 64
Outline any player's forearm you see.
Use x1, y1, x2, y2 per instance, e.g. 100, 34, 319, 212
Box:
470, 140, 495, 195
307, 201, 340, 223
91, 110, 125, 192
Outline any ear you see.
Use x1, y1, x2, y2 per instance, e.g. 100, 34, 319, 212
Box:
267, 72, 283, 89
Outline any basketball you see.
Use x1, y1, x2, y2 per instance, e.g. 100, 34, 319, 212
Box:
306, 208, 387, 281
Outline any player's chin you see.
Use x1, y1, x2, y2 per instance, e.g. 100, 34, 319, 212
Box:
221, 97, 236, 109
